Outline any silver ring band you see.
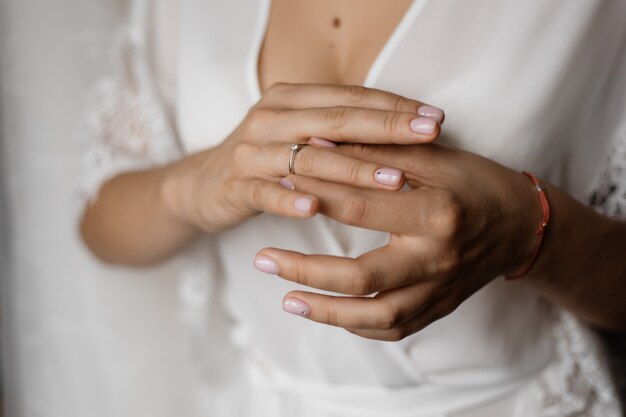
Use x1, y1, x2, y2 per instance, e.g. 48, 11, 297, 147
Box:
288, 144, 308, 175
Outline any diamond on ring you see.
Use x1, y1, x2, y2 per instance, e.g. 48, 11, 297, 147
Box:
288, 143, 308, 175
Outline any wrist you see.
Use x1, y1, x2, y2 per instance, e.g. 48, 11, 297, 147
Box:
159, 152, 207, 231
504, 171, 549, 278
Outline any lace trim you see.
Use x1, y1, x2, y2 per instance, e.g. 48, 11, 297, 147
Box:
588, 129, 626, 221
526, 311, 621, 417
78, 25, 181, 207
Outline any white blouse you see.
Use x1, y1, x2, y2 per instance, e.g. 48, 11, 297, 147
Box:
82, 0, 626, 415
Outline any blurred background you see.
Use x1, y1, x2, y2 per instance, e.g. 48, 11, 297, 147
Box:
0, 1, 201, 416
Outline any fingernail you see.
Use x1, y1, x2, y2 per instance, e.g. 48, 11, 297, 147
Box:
417, 105, 444, 123
253, 255, 280, 274
375, 168, 403, 186
309, 137, 337, 148
294, 197, 315, 213
410, 117, 437, 135
279, 177, 295, 190
283, 298, 311, 317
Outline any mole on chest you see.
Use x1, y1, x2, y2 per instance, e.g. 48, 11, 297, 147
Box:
258, 0, 413, 89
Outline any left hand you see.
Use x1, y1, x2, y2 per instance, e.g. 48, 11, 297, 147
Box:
254, 143, 542, 341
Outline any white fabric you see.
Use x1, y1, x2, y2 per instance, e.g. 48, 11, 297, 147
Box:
81, 0, 626, 416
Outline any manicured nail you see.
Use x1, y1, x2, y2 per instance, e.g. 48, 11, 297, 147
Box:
294, 196, 315, 213
309, 137, 337, 148
410, 117, 437, 135
279, 177, 295, 190
283, 298, 311, 317
375, 168, 403, 186
417, 105, 444, 123
253, 255, 280, 274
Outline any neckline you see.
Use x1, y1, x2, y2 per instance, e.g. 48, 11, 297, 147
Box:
246, 0, 427, 103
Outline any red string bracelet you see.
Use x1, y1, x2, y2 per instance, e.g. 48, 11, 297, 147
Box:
505, 171, 550, 280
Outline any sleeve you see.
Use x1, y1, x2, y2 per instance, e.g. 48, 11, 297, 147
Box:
588, 126, 626, 221
586, 24, 626, 223
79, 0, 183, 205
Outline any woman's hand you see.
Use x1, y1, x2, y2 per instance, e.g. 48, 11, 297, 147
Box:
253, 143, 542, 341
162, 83, 444, 233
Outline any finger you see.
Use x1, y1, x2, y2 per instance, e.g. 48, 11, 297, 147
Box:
288, 175, 434, 234
239, 178, 319, 218
255, 244, 423, 295
266, 106, 441, 144
239, 142, 405, 190
281, 283, 434, 331
261, 83, 445, 123
346, 303, 442, 342
333, 143, 447, 177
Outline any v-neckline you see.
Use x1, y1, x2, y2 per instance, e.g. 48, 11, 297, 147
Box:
246, 0, 427, 103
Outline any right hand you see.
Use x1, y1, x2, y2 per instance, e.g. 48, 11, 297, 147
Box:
162, 83, 445, 233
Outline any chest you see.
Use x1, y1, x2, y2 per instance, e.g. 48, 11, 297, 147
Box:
257, 0, 413, 91
178, 0, 609, 199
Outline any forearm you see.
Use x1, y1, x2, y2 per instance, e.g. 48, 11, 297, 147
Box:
524, 182, 626, 331
79, 154, 204, 267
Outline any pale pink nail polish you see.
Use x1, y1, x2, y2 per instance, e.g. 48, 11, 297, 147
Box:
417, 105, 444, 123
375, 168, 403, 186
309, 137, 337, 148
294, 197, 314, 213
254, 255, 280, 274
410, 117, 437, 135
280, 177, 295, 190
283, 298, 311, 317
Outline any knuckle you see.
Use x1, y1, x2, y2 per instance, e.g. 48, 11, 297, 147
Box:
382, 111, 403, 136
292, 261, 311, 287
232, 142, 255, 168
348, 264, 376, 295
277, 190, 295, 214
389, 95, 409, 113
345, 85, 369, 102
324, 303, 339, 327
248, 181, 265, 208
378, 302, 403, 330
346, 271, 368, 296
436, 247, 462, 277
324, 106, 350, 130
434, 192, 465, 237
345, 161, 364, 184
245, 107, 273, 133
340, 194, 369, 226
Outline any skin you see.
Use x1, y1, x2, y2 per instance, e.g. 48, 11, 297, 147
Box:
80, 84, 441, 265
81, 0, 626, 340
257, 0, 414, 88
257, 144, 626, 340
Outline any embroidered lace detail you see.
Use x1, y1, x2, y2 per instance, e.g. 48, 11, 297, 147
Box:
527, 311, 620, 416
588, 129, 626, 221
76, 13, 241, 415
78, 25, 181, 207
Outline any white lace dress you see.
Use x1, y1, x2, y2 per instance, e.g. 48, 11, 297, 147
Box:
81, 0, 626, 415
